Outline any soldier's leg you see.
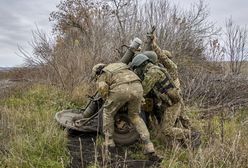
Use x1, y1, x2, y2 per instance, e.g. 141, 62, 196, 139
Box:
178, 96, 191, 129
128, 84, 155, 154
103, 93, 126, 146
152, 97, 163, 124
162, 102, 191, 140
179, 110, 191, 129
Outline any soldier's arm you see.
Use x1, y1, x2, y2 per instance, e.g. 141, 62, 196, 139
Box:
142, 68, 163, 96
151, 39, 179, 82
151, 40, 164, 60
96, 73, 110, 99
151, 41, 177, 71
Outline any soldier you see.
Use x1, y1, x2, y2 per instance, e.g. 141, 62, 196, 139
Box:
149, 34, 191, 129
143, 50, 191, 128
130, 54, 191, 145
91, 62, 161, 161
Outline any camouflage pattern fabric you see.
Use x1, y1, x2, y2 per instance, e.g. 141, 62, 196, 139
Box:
151, 42, 180, 88
140, 62, 191, 140
161, 102, 191, 139
96, 63, 155, 153
142, 63, 179, 104
151, 40, 191, 129
96, 62, 140, 99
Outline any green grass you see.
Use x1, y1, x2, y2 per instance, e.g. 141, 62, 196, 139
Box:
1, 84, 248, 168
91, 106, 248, 168
0, 85, 77, 168
156, 107, 248, 168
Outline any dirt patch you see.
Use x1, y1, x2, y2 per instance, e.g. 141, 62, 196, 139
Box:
67, 132, 97, 168
67, 131, 158, 168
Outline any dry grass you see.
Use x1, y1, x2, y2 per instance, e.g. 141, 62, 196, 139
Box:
239, 61, 248, 75
0, 85, 75, 168
84, 106, 248, 168
216, 61, 248, 75
0, 83, 248, 168
154, 107, 248, 168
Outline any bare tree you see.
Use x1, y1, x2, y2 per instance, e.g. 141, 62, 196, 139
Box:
225, 18, 248, 75
207, 39, 225, 62
20, 0, 220, 92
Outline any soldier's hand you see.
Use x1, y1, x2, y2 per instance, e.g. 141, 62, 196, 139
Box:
147, 33, 154, 40
146, 25, 156, 42
147, 34, 157, 45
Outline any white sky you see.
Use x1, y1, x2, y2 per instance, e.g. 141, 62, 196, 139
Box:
0, 0, 60, 67
0, 0, 247, 67
175, 0, 247, 27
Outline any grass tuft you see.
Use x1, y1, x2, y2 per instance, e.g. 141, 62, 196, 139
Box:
0, 85, 75, 168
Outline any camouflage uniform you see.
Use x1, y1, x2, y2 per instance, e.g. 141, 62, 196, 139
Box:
151, 42, 191, 129
151, 42, 180, 88
141, 62, 191, 140
95, 62, 155, 153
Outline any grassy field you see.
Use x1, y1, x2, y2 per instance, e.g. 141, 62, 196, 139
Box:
241, 61, 248, 74
1, 84, 248, 168
123, 106, 248, 168
0, 85, 76, 168
217, 61, 248, 75
158, 108, 248, 168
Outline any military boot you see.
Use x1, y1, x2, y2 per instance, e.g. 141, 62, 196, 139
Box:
107, 138, 116, 148
144, 142, 155, 154
147, 152, 163, 163
144, 142, 163, 163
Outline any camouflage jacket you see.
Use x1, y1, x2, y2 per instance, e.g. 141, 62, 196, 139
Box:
151, 42, 180, 88
141, 63, 179, 104
96, 62, 140, 99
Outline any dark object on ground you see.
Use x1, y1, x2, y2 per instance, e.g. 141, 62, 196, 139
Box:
55, 108, 141, 145
146, 152, 163, 163
67, 132, 96, 168
68, 132, 160, 168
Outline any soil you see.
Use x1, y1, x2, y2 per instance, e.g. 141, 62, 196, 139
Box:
67, 131, 97, 168
67, 130, 158, 168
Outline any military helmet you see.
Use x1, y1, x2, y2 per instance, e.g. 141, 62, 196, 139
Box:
143, 51, 158, 64
130, 54, 149, 68
162, 50, 172, 59
91, 63, 106, 78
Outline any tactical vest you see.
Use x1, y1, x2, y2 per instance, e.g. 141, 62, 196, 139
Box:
146, 63, 177, 103
158, 63, 180, 89
158, 66, 176, 92
103, 63, 140, 89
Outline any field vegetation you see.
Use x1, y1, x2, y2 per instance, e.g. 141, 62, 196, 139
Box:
0, 85, 73, 167
1, 0, 248, 167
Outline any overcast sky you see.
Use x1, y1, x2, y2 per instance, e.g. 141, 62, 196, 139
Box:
0, 0, 59, 67
0, 0, 247, 67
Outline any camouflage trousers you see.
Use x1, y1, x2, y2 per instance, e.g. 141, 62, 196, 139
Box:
161, 102, 191, 140
103, 82, 151, 144
178, 96, 191, 129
